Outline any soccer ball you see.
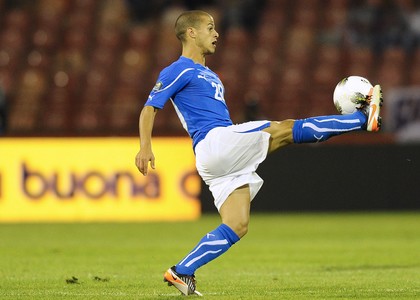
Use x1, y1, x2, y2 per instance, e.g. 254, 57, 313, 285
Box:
333, 76, 373, 115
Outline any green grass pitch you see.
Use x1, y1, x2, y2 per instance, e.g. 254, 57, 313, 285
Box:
0, 212, 419, 299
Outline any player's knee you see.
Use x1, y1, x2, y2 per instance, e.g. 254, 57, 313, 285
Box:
230, 219, 249, 238
265, 120, 294, 152
274, 119, 294, 132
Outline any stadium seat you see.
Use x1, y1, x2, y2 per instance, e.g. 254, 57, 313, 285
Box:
0, 1, 416, 136
376, 47, 407, 90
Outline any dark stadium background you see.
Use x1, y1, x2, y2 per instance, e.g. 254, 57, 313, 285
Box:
0, 0, 419, 212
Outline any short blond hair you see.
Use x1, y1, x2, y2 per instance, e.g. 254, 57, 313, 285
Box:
175, 10, 210, 42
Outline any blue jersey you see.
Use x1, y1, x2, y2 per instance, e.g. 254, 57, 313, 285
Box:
145, 56, 233, 149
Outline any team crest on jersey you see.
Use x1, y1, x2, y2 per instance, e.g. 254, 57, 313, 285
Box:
152, 81, 163, 91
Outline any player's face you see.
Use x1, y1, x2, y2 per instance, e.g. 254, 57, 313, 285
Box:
195, 16, 219, 55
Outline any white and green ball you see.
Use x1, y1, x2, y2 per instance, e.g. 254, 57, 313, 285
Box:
333, 76, 373, 115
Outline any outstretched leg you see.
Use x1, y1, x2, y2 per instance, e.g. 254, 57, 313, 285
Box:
292, 110, 367, 144
264, 110, 368, 153
265, 84, 383, 153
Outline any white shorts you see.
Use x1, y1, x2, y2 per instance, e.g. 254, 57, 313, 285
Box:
195, 121, 271, 211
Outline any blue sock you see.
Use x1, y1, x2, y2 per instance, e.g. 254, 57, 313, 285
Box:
293, 111, 367, 143
175, 224, 240, 276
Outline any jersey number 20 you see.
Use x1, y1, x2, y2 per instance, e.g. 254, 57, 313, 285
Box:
211, 82, 225, 102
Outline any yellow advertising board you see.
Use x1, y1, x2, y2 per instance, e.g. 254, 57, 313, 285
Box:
0, 137, 201, 222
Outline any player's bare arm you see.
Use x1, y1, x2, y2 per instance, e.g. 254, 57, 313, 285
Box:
135, 105, 157, 176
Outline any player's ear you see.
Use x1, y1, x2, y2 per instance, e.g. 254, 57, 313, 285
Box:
187, 27, 196, 39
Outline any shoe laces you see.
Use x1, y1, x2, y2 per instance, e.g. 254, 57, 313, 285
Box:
172, 267, 197, 294
182, 274, 197, 294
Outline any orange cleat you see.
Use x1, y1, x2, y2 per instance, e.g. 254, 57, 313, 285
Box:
163, 266, 202, 296
366, 84, 383, 132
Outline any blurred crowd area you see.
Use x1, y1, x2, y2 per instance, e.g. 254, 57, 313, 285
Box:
0, 0, 419, 137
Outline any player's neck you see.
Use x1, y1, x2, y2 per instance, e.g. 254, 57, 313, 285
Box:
182, 49, 206, 66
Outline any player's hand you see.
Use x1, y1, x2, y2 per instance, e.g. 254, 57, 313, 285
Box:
135, 149, 155, 176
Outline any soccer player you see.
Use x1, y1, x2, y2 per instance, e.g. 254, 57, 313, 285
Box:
135, 10, 383, 296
